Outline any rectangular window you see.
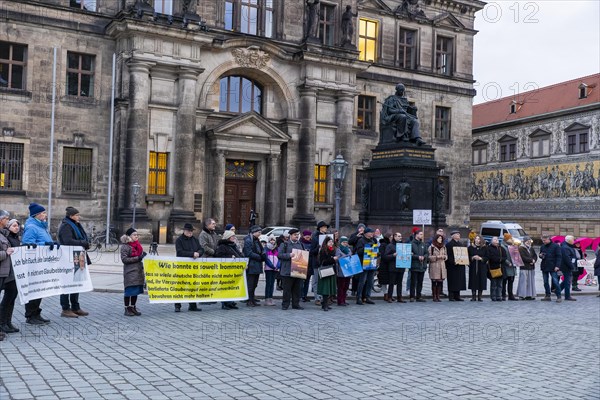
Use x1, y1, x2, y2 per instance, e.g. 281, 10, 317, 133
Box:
355, 169, 367, 206
357, 95, 375, 130
154, 0, 173, 15
62, 147, 92, 194
148, 151, 169, 195
0, 41, 27, 90
434, 106, 451, 140
398, 29, 416, 69
435, 36, 454, 76
358, 19, 378, 62
225, 0, 274, 38
531, 137, 550, 158
0, 142, 24, 191
567, 133, 589, 154
314, 165, 328, 203
472, 147, 487, 165
319, 3, 336, 46
70, 0, 97, 12
500, 142, 516, 162
66, 52, 95, 97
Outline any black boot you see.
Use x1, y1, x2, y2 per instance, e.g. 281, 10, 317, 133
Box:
470, 291, 477, 301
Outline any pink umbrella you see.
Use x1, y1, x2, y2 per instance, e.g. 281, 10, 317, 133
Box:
574, 237, 593, 252
592, 237, 600, 252
551, 235, 565, 244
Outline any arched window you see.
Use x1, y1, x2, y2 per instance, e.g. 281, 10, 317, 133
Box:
219, 76, 262, 114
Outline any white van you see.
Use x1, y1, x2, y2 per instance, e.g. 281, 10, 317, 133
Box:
480, 221, 528, 244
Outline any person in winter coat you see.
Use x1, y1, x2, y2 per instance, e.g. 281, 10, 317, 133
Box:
445, 230, 467, 301
243, 225, 272, 307
0, 211, 17, 339
572, 241, 585, 292
120, 228, 147, 316
383, 232, 407, 303
468, 235, 488, 301
263, 235, 279, 306
378, 232, 392, 301
214, 229, 243, 310
594, 246, 600, 297
277, 228, 307, 310
501, 234, 518, 301
486, 237, 506, 302
428, 233, 447, 302
517, 236, 538, 300
559, 235, 578, 301
309, 220, 329, 306
335, 236, 353, 306
410, 230, 428, 302
355, 228, 378, 305
300, 230, 314, 302
0, 217, 21, 336
57, 207, 91, 318
174, 223, 203, 312
21, 203, 54, 325
317, 236, 338, 311
539, 234, 562, 301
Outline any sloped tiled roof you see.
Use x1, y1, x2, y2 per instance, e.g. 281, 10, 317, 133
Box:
473, 73, 600, 129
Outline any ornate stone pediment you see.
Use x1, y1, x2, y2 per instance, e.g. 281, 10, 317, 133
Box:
432, 12, 466, 30
231, 47, 271, 69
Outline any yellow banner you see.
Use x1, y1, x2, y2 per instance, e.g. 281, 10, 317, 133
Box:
143, 256, 248, 303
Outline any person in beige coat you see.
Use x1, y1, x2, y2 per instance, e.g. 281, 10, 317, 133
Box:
428, 234, 447, 302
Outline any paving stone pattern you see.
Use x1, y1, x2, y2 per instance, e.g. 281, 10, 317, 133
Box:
1, 292, 599, 399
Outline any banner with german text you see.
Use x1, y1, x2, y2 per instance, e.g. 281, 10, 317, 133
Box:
143, 256, 248, 303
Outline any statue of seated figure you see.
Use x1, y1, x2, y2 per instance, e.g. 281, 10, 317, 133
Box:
380, 83, 426, 146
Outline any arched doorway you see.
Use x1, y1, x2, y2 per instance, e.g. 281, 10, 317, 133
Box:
224, 160, 257, 231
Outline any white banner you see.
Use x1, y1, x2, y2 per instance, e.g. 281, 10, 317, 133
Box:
413, 209, 432, 225
11, 245, 93, 305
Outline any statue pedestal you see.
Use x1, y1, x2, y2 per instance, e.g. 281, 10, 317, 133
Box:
360, 141, 446, 230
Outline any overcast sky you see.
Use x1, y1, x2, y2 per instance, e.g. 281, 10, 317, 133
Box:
473, 0, 600, 104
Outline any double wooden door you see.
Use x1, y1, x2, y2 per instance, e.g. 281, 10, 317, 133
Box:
224, 178, 256, 231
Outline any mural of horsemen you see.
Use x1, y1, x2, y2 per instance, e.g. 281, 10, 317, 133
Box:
472, 160, 600, 201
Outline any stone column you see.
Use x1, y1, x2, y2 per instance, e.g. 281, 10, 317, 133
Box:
264, 154, 280, 225
211, 150, 227, 225
172, 67, 203, 220
124, 60, 153, 214
292, 87, 317, 227
335, 92, 355, 226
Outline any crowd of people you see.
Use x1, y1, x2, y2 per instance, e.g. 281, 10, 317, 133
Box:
1, 204, 600, 340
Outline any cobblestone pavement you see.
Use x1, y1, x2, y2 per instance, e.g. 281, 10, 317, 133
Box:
1, 292, 599, 399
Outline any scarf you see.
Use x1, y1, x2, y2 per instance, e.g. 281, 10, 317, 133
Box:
129, 240, 143, 257
432, 239, 444, 249
65, 218, 87, 241
339, 244, 350, 255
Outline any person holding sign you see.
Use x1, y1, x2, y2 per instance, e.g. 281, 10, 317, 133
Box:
57, 207, 91, 318
309, 221, 329, 306
383, 232, 407, 303
215, 230, 243, 310
0, 211, 18, 337
120, 228, 147, 316
445, 230, 467, 301
21, 203, 54, 325
317, 236, 338, 311
335, 236, 353, 306
467, 235, 488, 302
355, 228, 378, 305
175, 223, 204, 312
277, 228, 307, 310
428, 233, 447, 303
0, 218, 21, 335
410, 230, 428, 302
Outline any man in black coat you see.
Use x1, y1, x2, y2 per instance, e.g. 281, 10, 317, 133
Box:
559, 236, 578, 302
445, 230, 467, 301
57, 207, 91, 318
174, 223, 203, 312
355, 228, 378, 304
308, 220, 329, 306
539, 234, 562, 301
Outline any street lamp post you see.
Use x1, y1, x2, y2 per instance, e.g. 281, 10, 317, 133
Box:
330, 154, 348, 231
132, 182, 141, 228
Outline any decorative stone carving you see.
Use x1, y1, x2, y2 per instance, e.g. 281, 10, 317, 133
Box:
231, 47, 271, 69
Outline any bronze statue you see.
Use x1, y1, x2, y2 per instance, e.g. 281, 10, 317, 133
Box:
380, 83, 426, 145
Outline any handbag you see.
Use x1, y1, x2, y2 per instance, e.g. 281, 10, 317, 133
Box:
319, 264, 336, 278
490, 267, 502, 279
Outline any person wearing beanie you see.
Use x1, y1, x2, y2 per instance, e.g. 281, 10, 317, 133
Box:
174, 222, 204, 312
335, 236, 353, 306
355, 227, 378, 304
539, 234, 563, 302
57, 206, 91, 318
243, 224, 270, 307
120, 227, 146, 316
277, 228, 308, 310
224, 224, 235, 232
215, 228, 243, 310
0, 216, 21, 335
500, 234, 518, 301
21, 203, 53, 325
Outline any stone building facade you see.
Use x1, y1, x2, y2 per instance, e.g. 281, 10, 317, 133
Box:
471, 74, 600, 238
0, 0, 483, 240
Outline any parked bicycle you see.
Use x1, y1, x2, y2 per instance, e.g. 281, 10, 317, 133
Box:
88, 226, 120, 253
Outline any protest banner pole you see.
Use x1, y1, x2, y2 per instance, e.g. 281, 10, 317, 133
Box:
47, 47, 57, 227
